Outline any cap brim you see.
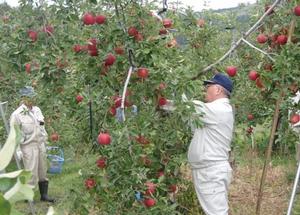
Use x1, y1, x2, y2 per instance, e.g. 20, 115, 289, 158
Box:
203, 80, 215, 85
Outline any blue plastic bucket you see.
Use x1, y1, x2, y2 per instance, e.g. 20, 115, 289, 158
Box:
46, 146, 64, 174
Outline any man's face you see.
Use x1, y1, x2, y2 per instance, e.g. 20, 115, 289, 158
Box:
23, 97, 35, 109
204, 84, 221, 102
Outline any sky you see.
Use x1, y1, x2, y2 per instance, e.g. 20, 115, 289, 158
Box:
1, 0, 258, 10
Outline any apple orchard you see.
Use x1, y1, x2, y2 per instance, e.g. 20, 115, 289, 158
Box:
0, 0, 300, 214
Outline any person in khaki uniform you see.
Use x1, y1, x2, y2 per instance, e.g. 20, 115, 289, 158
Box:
10, 86, 54, 202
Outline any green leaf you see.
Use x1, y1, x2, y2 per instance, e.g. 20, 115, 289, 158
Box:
3, 177, 34, 204
0, 194, 11, 215
0, 178, 14, 193
0, 120, 21, 171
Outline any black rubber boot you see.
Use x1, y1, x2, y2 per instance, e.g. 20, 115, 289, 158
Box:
38, 181, 55, 203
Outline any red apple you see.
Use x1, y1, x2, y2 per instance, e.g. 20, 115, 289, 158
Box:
159, 28, 168, 35
144, 198, 156, 208
89, 49, 98, 57
263, 63, 273, 71
290, 114, 300, 124
109, 107, 116, 116
104, 53, 116, 66
145, 182, 156, 195
248, 70, 259, 81
25, 63, 31, 74
247, 114, 254, 121
28, 30, 38, 42
157, 170, 164, 178
294, 5, 300, 16
162, 18, 172, 28
255, 78, 264, 89
134, 33, 143, 42
43, 25, 54, 36
50, 133, 59, 142
87, 38, 97, 50
96, 157, 107, 169
95, 15, 106, 24
257, 34, 268, 44
97, 132, 111, 145
246, 126, 253, 135
82, 13, 95, 25
276, 35, 288, 45
158, 82, 167, 90
76, 94, 83, 103
158, 97, 168, 106
135, 135, 150, 145
73, 44, 81, 53
169, 184, 177, 193
128, 26, 138, 36
85, 178, 96, 189
114, 47, 125, 55
226, 66, 237, 77
137, 68, 149, 79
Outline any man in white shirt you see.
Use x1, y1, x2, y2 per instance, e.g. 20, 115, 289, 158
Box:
10, 86, 54, 202
162, 73, 234, 215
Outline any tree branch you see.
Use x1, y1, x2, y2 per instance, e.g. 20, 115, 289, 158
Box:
241, 38, 275, 62
191, 0, 282, 80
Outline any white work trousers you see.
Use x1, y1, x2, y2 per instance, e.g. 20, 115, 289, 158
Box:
192, 162, 232, 215
21, 142, 48, 186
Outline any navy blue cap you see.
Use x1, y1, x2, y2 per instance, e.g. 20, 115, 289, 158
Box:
19, 86, 37, 98
204, 73, 233, 94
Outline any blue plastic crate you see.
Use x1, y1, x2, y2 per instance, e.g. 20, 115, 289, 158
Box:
46, 146, 64, 174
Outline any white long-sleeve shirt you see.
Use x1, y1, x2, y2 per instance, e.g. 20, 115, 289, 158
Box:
10, 104, 48, 145
162, 96, 234, 168
187, 98, 234, 168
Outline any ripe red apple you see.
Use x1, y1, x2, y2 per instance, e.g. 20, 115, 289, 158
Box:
128, 26, 138, 36
76, 94, 83, 103
73, 44, 81, 53
89, 49, 98, 57
113, 96, 122, 108
246, 126, 253, 135
255, 78, 264, 89
276, 35, 288, 45
95, 15, 106, 24
97, 132, 111, 145
158, 82, 167, 90
43, 25, 54, 36
197, 18, 205, 27
109, 107, 116, 116
158, 97, 167, 106
28, 30, 38, 42
169, 184, 177, 193
82, 13, 95, 25
159, 28, 168, 35
87, 38, 97, 50
137, 68, 149, 79
144, 198, 156, 208
50, 132, 59, 142
85, 178, 96, 189
294, 5, 300, 16
157, 170, 164, 178
263, 63, 273, 71
145, 182, 156, 195
265, 5, 274, 15
290, 114, 300, 124
257, 34, 268, 44
96, 157, 107, 169
226, 66, 237, 77
134, 33, 143, 42
247, 114, 254, 121
114, 47, 124, 55
25, 63, 31, 74
248, 70, 259, 81
104, 53, 116, 66
162, 18, 172, 28
135, 135, 150, 145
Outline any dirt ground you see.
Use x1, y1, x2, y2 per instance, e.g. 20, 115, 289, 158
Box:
229, 160, 294, 215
